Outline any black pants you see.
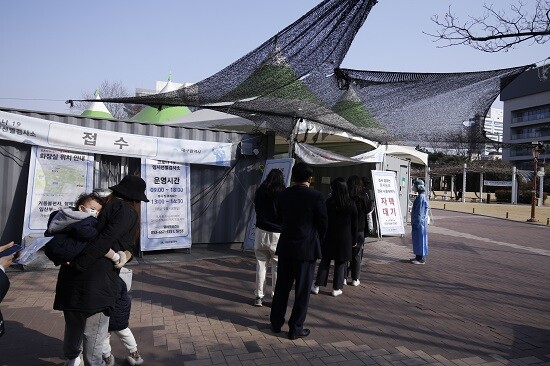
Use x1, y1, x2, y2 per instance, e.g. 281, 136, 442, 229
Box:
270, 258, 316, 334
315, 258, 346, 290
349, 234, 365, 280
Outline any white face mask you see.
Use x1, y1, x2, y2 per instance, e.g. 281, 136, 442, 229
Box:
85, 207, 99, 218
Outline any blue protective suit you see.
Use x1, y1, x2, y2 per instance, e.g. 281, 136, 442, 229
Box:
411, 192, 429, 257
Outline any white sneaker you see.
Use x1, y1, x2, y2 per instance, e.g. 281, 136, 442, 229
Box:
343, 278, 347, 285
331, 289, 343, 297
310, 285, 319, 294
351, 279, 360, 286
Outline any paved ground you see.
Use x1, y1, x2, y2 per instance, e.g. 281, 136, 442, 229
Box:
1, 209, 549, 366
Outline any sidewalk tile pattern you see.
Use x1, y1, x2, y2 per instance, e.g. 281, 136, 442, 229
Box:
0, 209, 549, 365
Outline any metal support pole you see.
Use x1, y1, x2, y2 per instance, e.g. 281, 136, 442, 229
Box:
479, 172, 484, 202
450, 175, 455, 200
511, 166, 517, 205
527, 149, 539, 222
538, 167, 545, 207
462, 163, 467, 203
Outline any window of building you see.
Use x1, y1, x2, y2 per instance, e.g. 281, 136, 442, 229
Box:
512, 104, 550, 123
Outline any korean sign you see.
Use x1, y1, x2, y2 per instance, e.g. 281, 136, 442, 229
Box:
22, 146, 94, 237
0, 111, 232, 167
371, 170, 405, 236
140, 159, 192, 251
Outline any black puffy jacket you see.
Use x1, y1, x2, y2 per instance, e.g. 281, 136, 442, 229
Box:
109, 277, 131, 331
44, 210, 99, 265
53, 198, 137, 316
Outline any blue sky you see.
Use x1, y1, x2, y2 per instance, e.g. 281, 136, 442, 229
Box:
0, 0, 547, 114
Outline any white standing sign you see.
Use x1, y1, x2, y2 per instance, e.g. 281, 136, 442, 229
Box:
23, 146, 94, 238
242, 158, 294, 250
140, 159, 192, 251
371, 170, 405, 236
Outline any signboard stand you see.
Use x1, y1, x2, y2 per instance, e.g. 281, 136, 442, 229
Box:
371, 170, 405, 237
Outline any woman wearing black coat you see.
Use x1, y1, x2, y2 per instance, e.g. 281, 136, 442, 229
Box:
346, 175, 369, 286
311, 178, 357, 297
54, 175, 148, 366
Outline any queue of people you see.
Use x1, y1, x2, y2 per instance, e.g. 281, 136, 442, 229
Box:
252, 162, 375, 340
0, 163, 428, 358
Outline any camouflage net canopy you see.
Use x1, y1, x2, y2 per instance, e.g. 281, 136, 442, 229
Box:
83, 0, 532, 146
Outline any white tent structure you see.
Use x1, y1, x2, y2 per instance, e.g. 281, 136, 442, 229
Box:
171, 110, 427, 166
131, 77, 191, 123
81, 90, 113, 119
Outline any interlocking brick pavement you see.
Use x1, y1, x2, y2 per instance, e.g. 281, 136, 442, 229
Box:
1, 209, 549, 365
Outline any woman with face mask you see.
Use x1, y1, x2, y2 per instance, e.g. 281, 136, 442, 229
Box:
50, 176, 148, 366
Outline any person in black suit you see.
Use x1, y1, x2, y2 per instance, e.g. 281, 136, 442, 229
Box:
0, 241, 16, 338
270, 162, 328, 340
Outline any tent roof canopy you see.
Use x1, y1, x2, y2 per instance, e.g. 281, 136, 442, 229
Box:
71, 0, 533, 148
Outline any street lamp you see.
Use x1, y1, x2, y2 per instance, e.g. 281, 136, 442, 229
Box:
527, 142, 543, 222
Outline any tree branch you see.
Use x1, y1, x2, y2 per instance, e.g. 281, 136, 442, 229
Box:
426, 0, 550, 52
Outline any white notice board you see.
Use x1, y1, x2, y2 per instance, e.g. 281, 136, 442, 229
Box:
140, 159, 192, 251
371, 170, 405, 236
23, 146, 94, 238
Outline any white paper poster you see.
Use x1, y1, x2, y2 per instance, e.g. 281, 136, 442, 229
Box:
22, 146, 94, 237
243, 158, 294, 250
140, 159, 192, 251
371, 170, 405, 236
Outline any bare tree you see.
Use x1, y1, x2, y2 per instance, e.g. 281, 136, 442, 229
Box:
74, 80, 136, 120
427, 0, 550, 52
424, 130, 450, 153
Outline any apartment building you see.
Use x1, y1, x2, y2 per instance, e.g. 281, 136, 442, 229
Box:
501, 66, 550, 169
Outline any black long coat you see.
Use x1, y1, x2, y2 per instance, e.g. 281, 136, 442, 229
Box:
322, 198, 358, 262
53, 198, 137, 316
275, 185, 328, 261
0, 270, 9, 333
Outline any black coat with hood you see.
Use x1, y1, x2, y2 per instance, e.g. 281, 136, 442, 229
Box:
44, 208, 99, 265
53, 198, 137, 316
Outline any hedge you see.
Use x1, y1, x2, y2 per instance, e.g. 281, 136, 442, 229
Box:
495, 190, 548, 204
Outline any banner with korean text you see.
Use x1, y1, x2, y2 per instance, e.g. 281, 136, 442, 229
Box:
242, 158, 294, 250
0, 111, 232, 166
371, 170, 405, 236
23, 146, 95, 238
140, 159, 192, 251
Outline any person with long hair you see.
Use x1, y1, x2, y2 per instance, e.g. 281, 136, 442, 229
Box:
410, 179, 429, 265
54, 175, 148, 366
311, 177, 357, 297
253, 168, 285, 307
345, 175, 368, 286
